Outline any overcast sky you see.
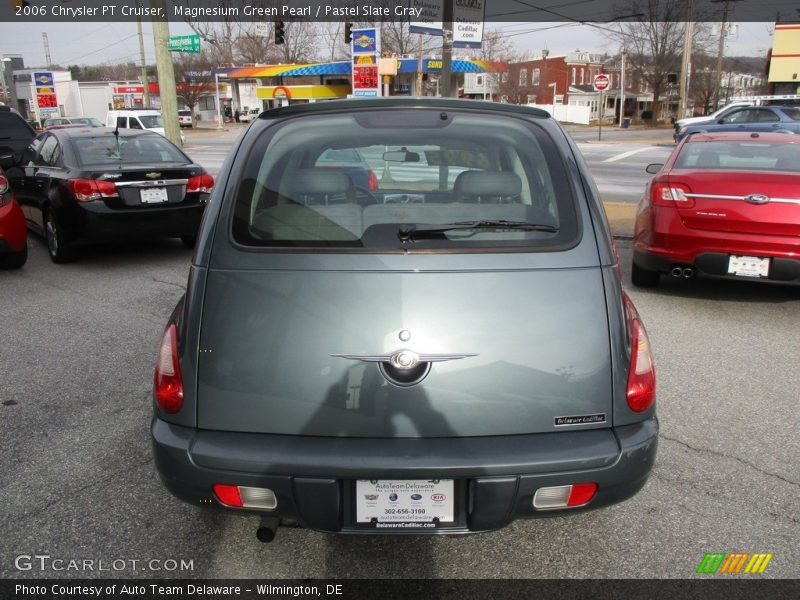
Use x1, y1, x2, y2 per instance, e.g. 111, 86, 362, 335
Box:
0, 21, 776, 69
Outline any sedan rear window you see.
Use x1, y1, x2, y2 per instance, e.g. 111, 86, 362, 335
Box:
72, 134, 188, 165
231, 109, 579, 250
676, 140, 800, 172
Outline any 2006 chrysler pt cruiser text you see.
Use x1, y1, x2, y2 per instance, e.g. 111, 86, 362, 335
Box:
151, 98, 658, 539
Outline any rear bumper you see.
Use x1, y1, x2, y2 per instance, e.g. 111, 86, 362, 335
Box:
62, 202, 204, 244
151, 417, 658, 534
0, 197, 27, 252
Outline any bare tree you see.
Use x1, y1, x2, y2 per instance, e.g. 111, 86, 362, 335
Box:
172, 52, 217, 114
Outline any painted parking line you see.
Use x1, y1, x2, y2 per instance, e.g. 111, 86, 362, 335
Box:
603, 147, 658, 162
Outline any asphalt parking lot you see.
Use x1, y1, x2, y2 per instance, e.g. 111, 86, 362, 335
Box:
1, 234, 797, 580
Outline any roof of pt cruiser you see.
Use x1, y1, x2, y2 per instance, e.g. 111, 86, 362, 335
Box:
255, 97, 553, 120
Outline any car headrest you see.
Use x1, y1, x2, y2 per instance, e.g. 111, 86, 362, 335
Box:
696, 151, 720, 168
284, 168, 352, 196
453, 171, 522, 197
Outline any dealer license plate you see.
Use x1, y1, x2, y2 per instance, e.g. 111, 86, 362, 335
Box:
140, 187, 168, 204
356, 479, 454, 526
727, 255, 769, 278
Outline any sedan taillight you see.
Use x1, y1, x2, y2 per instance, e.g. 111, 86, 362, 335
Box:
187, 173, 214, 194
623, 292, 656, 413
367, 170, 379, 191
651, 182, 693, 208
154, 323, 184, 414
0, 174, 9, 206
68, 179, 118, 202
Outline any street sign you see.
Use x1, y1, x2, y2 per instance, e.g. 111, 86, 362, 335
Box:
594, 73, 610, 91
168, 34, 201, 54
254, 22, 270, 38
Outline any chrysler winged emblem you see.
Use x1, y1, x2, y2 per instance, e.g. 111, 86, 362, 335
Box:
331, 350, 477, 371
145, 172, 162, 179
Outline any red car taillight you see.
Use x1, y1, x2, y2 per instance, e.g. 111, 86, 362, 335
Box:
651, 181, 693, 208
68, 178, 118, 202
623, 293, 656, 413
154, 323, 184, 414
187, 173, 214, 194
0, 174, 9, 206
367, 170, 379, 191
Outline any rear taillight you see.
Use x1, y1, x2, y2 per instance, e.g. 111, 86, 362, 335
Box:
187, 173, 214, 194
623, 293, 656, 413
154, 323, 184, 414
367, 170, 379, 191
0, 174, 9, 206
68, 178, 118, 202
651, 182, 693, 208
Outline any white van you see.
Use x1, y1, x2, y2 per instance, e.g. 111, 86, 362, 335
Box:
105, 110, 185, 143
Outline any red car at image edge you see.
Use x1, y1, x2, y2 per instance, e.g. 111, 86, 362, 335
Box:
0, 164, 28, 269
631, 131, 800, 287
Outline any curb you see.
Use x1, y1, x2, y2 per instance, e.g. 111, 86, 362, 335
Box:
603, 201, 637, 238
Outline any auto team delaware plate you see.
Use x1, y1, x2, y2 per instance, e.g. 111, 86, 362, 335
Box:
356, 479, 454, 525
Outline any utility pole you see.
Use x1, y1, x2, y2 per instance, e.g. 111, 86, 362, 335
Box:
42, 33, 51, 68
150, 0, 181, 146
416, 34, 424, 96
136, 0, 150, 108
712, 0, 742, 110
619, 46, 626, 127
678, 0, 695, 121
440, 0, 454, 97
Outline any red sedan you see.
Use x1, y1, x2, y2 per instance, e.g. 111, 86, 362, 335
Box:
0, 164, 27, 269
631, 131, 800, 287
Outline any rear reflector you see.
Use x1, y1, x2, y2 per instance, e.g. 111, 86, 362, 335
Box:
153, 323, 184, 414
533, 483, 598, 509
213, 484, 277, 510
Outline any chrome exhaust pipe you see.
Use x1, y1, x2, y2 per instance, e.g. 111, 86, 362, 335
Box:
682, 267, 695, 279
671, 266, 684, 278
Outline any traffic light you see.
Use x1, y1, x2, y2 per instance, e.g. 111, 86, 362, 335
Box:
274, 20, 285, 45
344, 22, 353, 44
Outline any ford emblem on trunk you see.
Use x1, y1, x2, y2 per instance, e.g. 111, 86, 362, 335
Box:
745, 194, 770, 205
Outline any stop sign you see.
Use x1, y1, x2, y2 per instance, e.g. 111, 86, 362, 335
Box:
594, 74, 610, 91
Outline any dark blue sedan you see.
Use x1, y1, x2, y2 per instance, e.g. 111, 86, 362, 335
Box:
677, 105, 800, 142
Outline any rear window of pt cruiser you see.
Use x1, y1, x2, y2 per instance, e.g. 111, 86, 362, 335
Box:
230, 109, 580, 251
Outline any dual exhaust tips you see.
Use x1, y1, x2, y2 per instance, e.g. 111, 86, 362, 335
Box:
671, 265, 695, 279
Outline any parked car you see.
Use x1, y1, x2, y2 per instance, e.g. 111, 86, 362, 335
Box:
314, 147, 378, 191
151, 98, 658, 540
632, 131, 800, 287
178, 110, 193, 128
7, 127, 213, 263
673, 101, 753, 141
0, 160, 27, 269
105, 109, 185, 143
0, 105, 37, 162
675, 105, 800, 142
43, 116, 104, 129
238, 108, 260, 123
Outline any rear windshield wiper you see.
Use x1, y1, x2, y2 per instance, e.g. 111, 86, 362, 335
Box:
398, 220, 559, 242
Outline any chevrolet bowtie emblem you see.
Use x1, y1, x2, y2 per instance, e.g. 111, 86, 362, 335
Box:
145, 172, 162, 179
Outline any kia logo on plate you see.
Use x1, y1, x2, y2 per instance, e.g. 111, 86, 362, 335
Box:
431, 493, 446, 502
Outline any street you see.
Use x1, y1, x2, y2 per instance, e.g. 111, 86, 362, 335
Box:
1, 230, 797, 578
